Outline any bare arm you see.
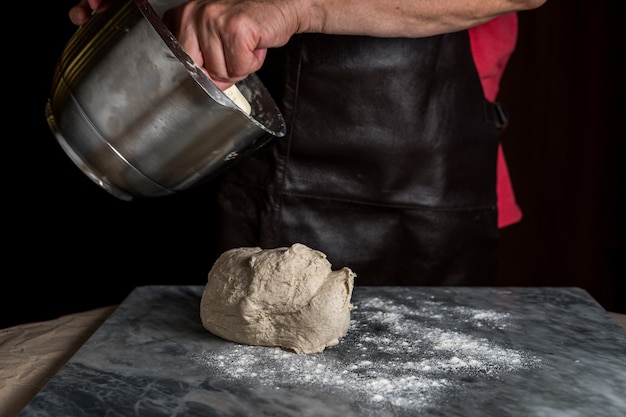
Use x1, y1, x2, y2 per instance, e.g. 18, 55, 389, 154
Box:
69, 0, 547, 88
298, 0, 545, 37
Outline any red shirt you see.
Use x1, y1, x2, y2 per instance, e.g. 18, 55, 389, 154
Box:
469, 13, 523, 228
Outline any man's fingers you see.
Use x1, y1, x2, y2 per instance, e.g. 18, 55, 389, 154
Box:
69, 0, 92, 25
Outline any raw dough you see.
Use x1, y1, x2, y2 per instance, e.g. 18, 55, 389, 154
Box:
200, 243, 355, 354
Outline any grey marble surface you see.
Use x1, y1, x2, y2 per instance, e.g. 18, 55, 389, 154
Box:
19, 286, 626, 417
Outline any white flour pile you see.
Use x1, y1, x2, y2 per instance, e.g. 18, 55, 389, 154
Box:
191, 292, 542, 413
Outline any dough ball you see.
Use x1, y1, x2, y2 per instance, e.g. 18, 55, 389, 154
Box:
200, 243, 355, 354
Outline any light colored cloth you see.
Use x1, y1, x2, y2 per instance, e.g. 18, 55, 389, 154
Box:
610, 312, 626, 332
0, 306, 117, 417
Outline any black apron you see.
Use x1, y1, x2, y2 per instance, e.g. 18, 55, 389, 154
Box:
214, 31, 500, 286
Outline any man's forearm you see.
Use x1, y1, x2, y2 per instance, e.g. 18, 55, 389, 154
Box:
300, 0, 547, 37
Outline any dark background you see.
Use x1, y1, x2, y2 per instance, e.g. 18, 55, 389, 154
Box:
3, 0, 622, 329
496, 0, 623, 314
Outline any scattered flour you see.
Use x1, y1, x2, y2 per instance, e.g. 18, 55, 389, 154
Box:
190, 292, 541, 414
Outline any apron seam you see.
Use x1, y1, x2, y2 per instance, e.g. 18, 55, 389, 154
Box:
273, 38, 304, 244
277, 190, 496, 212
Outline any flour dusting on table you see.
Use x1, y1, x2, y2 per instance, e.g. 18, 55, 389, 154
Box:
191, 292, 541, 413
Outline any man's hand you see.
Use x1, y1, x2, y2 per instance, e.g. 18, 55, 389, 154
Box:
67, 0, 303, 90
69, 0, 112, 25
162, 0, 303, 90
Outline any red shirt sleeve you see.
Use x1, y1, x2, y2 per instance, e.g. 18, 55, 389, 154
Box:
469, 14, 523, 228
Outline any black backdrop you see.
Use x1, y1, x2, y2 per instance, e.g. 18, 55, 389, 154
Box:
3, 0, 622, 329
496, 0, 623, 314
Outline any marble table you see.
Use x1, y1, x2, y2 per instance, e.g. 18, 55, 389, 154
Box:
18, 286, 626, 417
